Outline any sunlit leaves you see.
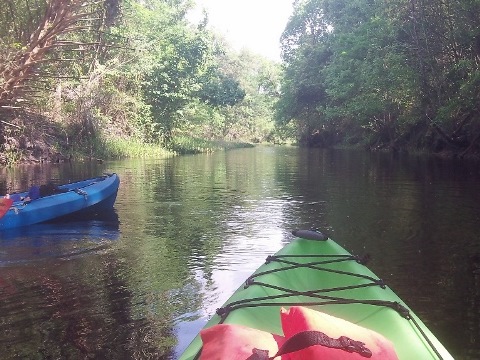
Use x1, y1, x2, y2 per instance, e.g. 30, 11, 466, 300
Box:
281, 0, 330, 62
277, 0, 480, 150
199, 74, 245, 107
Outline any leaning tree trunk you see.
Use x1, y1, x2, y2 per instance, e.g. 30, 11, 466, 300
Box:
0, 0, 104, 113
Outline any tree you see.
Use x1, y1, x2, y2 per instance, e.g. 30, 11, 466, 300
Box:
212, 49, 280, 142
276, 0, 332, 145
198, 73, 245, 108
143, 29, 210, 141
0, 0, 122, 163
0, 0, 115, 114
277, 0, 480, 153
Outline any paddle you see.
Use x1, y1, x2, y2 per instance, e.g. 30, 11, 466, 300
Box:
0, 198, 14, 219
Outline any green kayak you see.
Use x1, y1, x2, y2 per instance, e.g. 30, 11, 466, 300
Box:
179, 230, 453, 360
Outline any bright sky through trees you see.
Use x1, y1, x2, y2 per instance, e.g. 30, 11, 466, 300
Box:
189, 0, 293, 61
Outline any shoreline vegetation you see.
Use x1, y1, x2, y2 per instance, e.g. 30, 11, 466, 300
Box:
0, 116, 258, 166
1, 0, 480, 166
0, 110, 262, 165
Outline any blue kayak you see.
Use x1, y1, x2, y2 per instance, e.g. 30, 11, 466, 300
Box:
0, 173, 119, 231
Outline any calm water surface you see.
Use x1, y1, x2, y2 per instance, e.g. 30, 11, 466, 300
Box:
0, 147, 479, 359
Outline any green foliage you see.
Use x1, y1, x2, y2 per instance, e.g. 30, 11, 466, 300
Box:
0, 0, 286, 164
277, 0, 480, 153
143, 29, 209, 134
175, 46, 281, 144
127, 1, 259, 144
0, 1, 48, 44
275, 43, 330, 128
113, 0, 282, 148
198, 73, 245, 107
95, 137, 172, 159
280, 0, 330, 62
219, 50, 281, 142
170, 136, 253, 154
436, 65, 480, 130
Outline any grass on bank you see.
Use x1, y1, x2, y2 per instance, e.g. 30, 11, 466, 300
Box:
169, 136, 255, 154
68, 137, 173, 161
69, 135, 255, 161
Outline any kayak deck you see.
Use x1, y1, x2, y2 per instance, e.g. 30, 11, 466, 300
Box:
179, 230, 453, 360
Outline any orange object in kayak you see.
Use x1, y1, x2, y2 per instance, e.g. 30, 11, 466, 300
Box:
198, 307, 399, 359
0, 198, 13, 219
199, 323, 287, 360
281, 306, 398, 359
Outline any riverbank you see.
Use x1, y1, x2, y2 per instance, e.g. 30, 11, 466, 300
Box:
0, 115, 256, 166
302, 124, 480, 161
2, 113, 477, 167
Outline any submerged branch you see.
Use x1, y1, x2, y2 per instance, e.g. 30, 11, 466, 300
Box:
0, 119, 23, 129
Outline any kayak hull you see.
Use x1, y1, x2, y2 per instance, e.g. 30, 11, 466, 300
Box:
179, 231, 453, 360
0, 173, 120, 231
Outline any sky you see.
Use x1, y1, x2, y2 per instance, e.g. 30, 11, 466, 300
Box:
188, 0, 294, 61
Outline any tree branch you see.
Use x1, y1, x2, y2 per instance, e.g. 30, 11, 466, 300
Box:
0, 119, 23, 129
428, 116, 463, 148
461, 131, 480, 157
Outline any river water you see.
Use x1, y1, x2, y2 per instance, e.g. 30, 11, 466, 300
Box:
0, 146, 479, 359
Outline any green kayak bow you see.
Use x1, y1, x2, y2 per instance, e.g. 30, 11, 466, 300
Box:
179, 230, 453, 360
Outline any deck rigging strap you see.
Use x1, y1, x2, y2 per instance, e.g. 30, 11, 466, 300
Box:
217, 253, 410, 319
247, 330, 373, 359
217, 298, 410, 319
214, 252, 444, 360
260, 254, 384, 286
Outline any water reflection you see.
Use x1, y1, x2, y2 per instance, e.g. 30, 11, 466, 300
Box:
0, 211, 119, 264
0, 208, 119, 238
0, 148, 479, 359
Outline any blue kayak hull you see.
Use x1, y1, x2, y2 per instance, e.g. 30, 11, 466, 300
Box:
0, 173, 120, 231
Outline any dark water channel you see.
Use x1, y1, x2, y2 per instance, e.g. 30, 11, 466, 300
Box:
0, 147, 479, 359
